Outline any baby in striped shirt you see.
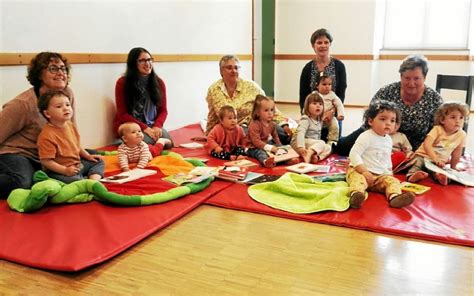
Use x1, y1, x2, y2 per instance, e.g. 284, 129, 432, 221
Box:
117, 122, 153, 171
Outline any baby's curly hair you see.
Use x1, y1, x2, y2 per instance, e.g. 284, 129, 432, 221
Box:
434, 102, 469, 126
362, 100, 401, 129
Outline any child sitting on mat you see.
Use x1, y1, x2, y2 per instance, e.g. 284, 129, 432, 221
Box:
291, 91, 331, 163
37, 90, 104, 183
406, 102, 468, 185
247, 95, 287, 168
117, 122, 170, 171
204, 105, 247, 160
347, 101, 415, 209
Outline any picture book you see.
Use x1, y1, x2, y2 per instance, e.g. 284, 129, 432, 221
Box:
424, 159, 474, 187
244, 174, 281, 185
189, 166, 222, 177
101, 168, 157, 184
179, 142, 204, 149
162, 173, 210, 186
312, 172, 347, 182
217, 166, 249, 182
267, 146, 299, 163
223, 159, 258, 168
285, 163, 330, 174
400, 182, 431, 195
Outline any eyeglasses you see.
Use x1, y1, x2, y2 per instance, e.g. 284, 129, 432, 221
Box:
47, 65, 67, 74
137, 58, 154, 65
222, 65, 240, 71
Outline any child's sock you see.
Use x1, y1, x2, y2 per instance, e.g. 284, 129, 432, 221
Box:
389, 192, 415, 208
433, 172, 449, 186
407, 171, 428, 183
263, 157, 275, 168
149, 143, 164, 157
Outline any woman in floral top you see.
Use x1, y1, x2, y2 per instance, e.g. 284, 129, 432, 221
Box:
205, 55, 293, 144
336, 55, 443, 156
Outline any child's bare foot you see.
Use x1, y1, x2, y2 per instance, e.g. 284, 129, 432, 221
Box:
286, 157, 300, 165
89, 174, 102, 181
349, 191, 365, 209
407, 171, 428, 183
310, 154, 320, 164
236, 155, 247, 160
434, 172, 449, 186
230, 155, 237, 161
389, 192, 415, 208
263, 157, 275, 168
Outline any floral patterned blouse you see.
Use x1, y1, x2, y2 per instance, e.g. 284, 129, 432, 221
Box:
371, 82, 443, 150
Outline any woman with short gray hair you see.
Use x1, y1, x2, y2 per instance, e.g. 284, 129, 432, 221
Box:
336, 55, 443, 156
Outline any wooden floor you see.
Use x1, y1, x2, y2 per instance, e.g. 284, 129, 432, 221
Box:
1, 104, 473, 294
0, 205, 472, 295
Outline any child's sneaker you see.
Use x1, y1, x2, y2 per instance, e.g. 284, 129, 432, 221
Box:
263, 157, 275, 168
433, 172, 449, 186
389, 192, 415, 208
349, 191, 365, 209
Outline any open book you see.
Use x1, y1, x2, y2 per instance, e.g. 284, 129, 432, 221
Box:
101, 168, 157, 184
267, 145, 299, 163
285, 163, 330, 174
400, 182, 431, 194
223, 159, 258, 168
424, 159, 474, 187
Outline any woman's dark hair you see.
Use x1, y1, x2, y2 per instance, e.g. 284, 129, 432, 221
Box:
124, 47, 161, 114
362, 100, 401, 129
310, 28, 333, 45
27, 52, 70, 89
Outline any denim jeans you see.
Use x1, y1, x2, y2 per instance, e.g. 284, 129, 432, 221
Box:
0, 154, 41, 199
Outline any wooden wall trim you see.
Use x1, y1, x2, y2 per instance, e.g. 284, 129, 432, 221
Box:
0, 53, 253, 66
274, 54, 471, 61
274, 54, 375, 60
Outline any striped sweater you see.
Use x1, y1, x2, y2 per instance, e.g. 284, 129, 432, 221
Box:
117, 141, 152, 170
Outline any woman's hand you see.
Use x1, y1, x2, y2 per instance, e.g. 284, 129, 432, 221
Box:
143, 127, 158, 142
152, 127, 163, 138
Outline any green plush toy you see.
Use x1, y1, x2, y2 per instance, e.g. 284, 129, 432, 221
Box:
7, 156, 213, 213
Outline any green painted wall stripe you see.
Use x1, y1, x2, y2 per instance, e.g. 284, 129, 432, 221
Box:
261, 0, 275, 97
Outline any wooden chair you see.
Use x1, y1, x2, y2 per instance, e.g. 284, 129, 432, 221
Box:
435, 74, 473, 133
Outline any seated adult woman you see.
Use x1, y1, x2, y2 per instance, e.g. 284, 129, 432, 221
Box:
0, 52, 76, 198
299, 28, 347, 113
336, 55, 444, 156
206, 55, 292, 144
114, 47, 173, 149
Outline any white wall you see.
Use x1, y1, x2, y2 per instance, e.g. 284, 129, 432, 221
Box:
0, 0, 253, 147
274, 0, 474, 106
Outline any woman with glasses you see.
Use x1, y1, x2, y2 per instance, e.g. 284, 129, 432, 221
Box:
114, 47, 172, 156
205, 55, 293, 144
0, 52, 76, 198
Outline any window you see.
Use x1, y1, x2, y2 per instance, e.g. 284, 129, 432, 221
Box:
383, 0, 472, 50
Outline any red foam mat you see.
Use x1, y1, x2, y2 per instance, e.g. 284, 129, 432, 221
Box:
205, 178, 474, 246
0, 131, 232, 271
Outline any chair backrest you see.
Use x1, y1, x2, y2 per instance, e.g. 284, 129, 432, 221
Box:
435, 74, 473, 108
